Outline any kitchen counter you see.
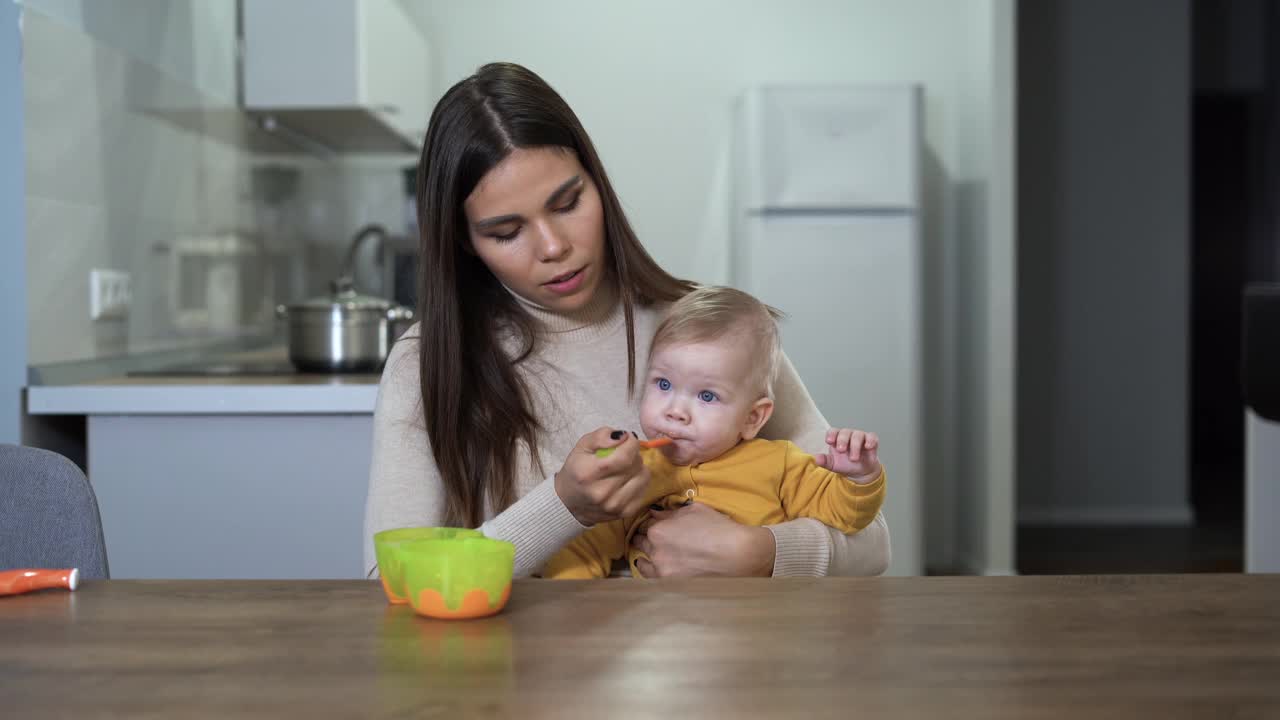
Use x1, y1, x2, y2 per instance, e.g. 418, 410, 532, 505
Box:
26, 345, 382, 579
26, 346, 381, 415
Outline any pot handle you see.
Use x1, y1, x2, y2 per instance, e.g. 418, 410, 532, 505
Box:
275, 304, 289, 320
387, 306, 414, 322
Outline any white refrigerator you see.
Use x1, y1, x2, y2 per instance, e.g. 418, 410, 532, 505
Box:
732, 86, 923, 576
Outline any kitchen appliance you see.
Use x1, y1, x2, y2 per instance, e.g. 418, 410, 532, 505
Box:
242, 0, 428, 153
732, 85, 923, 575
385, 165, 421, 311
170, 233, 273, 334
382, 232, 419, 312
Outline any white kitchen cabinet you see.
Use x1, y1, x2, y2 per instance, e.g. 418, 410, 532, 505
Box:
243, 0, 429, 152
88, 414, 373, 579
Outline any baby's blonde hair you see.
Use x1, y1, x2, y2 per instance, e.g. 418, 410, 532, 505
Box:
649, 286, 785, 398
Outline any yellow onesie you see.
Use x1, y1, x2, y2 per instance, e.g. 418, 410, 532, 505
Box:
542, 438, 886, 579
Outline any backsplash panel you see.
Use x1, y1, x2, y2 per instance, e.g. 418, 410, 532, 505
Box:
22, 5, 266, 365
22, 2, 416, 367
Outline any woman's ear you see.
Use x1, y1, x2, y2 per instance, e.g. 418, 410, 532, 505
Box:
740, 397, 775, 440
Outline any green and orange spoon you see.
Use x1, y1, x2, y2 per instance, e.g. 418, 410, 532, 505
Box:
595, 437, 673, 458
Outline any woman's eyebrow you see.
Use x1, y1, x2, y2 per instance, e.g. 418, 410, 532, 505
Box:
544, 175, 582, 207
473, 176, 583, 231
474, 213, 520, 230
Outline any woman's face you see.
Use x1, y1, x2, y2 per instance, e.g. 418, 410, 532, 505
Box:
463, 147, 608, 312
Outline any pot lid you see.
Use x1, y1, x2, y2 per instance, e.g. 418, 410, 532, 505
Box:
289, 276, 396, 312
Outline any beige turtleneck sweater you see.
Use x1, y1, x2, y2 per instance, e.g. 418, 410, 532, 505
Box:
362, 285, 891, 579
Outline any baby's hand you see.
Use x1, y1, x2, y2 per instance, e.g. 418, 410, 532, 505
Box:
814, 428, 881, 483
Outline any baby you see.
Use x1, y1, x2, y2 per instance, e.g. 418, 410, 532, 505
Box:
543, 285, 886, 579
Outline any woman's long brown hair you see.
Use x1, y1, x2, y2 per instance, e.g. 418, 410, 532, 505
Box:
416, 63, 693, 527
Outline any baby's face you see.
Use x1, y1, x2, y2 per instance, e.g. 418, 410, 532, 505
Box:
639, 337, 767, 466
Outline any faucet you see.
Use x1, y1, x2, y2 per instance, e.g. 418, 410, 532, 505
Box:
333, 224, 390, 295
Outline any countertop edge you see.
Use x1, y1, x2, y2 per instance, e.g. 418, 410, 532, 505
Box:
27, 384, 380, 415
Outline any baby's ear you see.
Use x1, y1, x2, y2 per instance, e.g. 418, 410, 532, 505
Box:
741, 397, 775, 440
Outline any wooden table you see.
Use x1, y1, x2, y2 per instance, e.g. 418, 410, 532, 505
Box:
3, 576, 1278, 718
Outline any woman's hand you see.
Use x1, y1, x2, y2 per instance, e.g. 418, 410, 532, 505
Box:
554, 428, 652, 526
631, 503, 776, 578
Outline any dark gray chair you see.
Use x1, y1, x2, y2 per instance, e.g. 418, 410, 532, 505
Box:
0, 444, 109, 578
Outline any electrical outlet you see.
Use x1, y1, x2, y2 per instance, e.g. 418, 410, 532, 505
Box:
90, 269, 131, 321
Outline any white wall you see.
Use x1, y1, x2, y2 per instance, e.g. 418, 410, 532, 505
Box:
407, 0, 996, 282
1018, 0, 1192, 526
403, 0, 1017, 573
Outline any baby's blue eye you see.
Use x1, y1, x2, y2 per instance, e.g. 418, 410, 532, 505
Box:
698, 390, 718, 403
656, 378, 671, 391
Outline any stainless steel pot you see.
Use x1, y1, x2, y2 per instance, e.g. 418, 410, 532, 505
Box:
276, 278, 414, 373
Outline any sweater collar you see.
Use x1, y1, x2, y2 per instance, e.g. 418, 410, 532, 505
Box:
504, 279, 624, 342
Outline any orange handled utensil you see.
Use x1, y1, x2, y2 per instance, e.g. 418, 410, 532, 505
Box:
0, 568, 78, 597
595, 437, 673, 458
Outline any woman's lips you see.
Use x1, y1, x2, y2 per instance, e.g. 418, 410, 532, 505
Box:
543, 267, 586, 294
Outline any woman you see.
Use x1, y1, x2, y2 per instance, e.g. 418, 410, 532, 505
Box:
364, 62, 890, 579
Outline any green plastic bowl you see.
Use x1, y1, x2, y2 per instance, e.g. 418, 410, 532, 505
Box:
373, 527, 483, 604
396, 536, 516, 620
